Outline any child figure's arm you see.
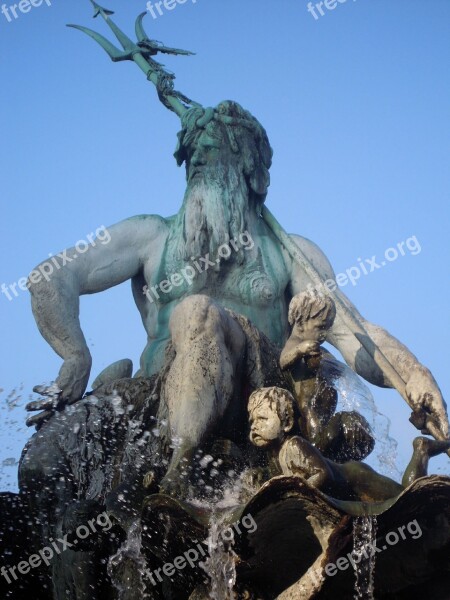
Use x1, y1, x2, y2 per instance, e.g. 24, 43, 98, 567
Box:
280, 291, 338, 443
279, 436, 333, 490
280, 290, 336, 371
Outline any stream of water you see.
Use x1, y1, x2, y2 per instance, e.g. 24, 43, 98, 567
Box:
200, 513, 239, 600
327, 358, 401, 479
108, 519, 150, 600
352, 515, 378, 599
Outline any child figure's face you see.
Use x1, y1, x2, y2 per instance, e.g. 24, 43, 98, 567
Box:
280, 315, 329, 370
295, 316, 328, 345
249, 402, 285, 447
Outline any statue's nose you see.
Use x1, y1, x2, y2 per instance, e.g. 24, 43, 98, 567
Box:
191, 150, 206, 166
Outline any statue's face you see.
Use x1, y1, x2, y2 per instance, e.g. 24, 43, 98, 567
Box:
172, 121, 251, 263
249, 403, 284, 447
186, 127, 243, 184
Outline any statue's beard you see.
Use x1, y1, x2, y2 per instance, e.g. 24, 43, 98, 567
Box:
167, 165, 249, 270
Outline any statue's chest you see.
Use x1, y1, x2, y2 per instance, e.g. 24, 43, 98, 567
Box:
147, 238, 289, 309
219, 246, 288, 308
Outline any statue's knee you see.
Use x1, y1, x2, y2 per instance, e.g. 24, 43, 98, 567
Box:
173, 294, 213, 318
170, 294, 220, 338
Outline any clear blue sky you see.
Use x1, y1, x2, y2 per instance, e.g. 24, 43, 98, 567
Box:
0, 0, 449, 490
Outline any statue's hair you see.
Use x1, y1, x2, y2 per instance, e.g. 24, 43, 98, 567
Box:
248, 387, 295, 429
174, 101, 273, 203
288, 290, 336, 328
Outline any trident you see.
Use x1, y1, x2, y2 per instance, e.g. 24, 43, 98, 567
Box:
67, 2, 448, 450
68, 0, 199, 116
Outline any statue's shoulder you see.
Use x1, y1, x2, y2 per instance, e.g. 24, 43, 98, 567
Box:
124, 214, 170, 239
127, 213, 170, 228
287, 233, 335, 281
107, 215, 169, 262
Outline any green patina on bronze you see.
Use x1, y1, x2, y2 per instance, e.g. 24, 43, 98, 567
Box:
68, 1, 448, 448
5, 6, 447, 599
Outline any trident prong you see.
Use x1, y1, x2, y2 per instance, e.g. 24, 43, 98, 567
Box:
66, 24, 133, 62
91, 0, 114, 19
67, 1, 142, 61
135, 12, 195, 57
135, 12, 149, 44
88, 0, 136, 53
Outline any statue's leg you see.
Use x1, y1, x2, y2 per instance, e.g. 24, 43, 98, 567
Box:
160, 295, 246, 493
402, 436, 450, 488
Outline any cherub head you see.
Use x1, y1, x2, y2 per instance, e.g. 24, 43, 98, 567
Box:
288, 289, 336, 340
280, 290, 336, 370
248, 387, 295, 448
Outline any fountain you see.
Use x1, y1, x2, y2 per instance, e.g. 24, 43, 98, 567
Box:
1, 3, 449, 599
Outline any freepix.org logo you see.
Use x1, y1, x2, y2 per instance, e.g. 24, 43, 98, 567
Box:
1, 511, 113, 585
146, 0, 198, 20
145, 513, 257, 586
1, 0, 51, 23
142, 230, 255, 304
1, 225, 112, 303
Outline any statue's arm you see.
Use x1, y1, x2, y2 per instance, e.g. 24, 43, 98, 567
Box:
287, 234, 448, 438
28, 215, 167, 406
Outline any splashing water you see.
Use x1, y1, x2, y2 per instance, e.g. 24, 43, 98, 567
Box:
184, 454, 251, 598
3, 385, 24, 410
108, 520, 150, 600
0, 385, 28, 490
184, 452, 246, 599
324, 357, 401, 479
200, 513, 238, 600
352, 516, 377, 599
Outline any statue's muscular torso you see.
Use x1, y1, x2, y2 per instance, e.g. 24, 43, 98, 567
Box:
131, 214, 298, 376
27, 205, 449, 438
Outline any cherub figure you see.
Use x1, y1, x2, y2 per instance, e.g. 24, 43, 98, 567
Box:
248, 387, 450, 502
280, 289, 337, 369
280, 290, 374, 462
